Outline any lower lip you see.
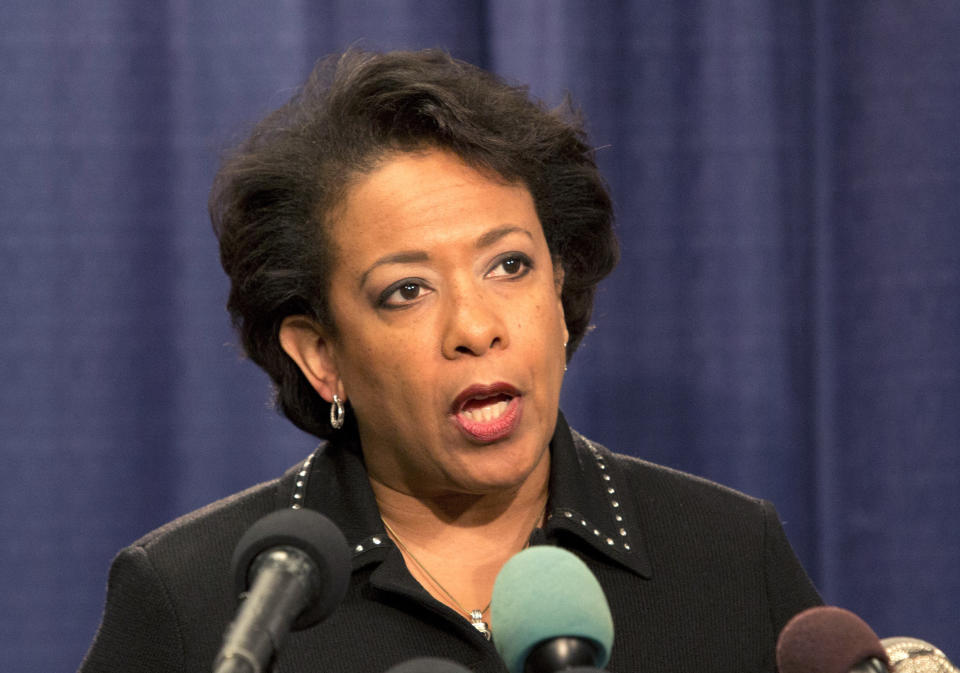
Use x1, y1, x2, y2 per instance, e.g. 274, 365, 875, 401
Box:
452, 396, 523, 443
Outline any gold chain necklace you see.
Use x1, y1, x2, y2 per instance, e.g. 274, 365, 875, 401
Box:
381, 503, 546, 641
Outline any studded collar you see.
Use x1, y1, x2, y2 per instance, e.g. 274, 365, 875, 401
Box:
541, 415, 652, 578
287, 412, 652, 579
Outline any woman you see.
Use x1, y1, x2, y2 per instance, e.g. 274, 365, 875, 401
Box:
81, 49, 820, 673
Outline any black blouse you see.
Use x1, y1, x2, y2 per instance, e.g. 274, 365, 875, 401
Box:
80, 413, 820, 672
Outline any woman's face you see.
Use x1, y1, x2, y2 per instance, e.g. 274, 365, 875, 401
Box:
288, 149, 568, 498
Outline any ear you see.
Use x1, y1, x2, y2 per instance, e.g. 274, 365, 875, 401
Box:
278, 315, 345, 404
553, 262, 570, 350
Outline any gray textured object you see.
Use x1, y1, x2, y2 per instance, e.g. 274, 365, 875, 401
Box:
883, 638, 957, 673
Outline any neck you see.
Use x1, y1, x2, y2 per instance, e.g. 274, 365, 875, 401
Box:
370, 453, 550, 630
370, 454, 550, 541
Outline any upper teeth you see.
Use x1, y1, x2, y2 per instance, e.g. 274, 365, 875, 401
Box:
461, 399, 508, 422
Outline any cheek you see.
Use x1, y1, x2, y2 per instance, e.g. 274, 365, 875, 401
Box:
522, 306, 566, 368
340, 331, 429, 405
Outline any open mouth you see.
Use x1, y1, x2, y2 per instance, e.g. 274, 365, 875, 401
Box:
451, 383, 522, 442
459, 394, 512, 423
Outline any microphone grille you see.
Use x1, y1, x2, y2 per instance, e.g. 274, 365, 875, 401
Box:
230, 508, 351, 630
491, 546, 613, 673
882, 638, 957, 673
776, 606, 888, 673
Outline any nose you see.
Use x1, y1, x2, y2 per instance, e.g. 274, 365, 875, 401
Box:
440, 283, 508, 359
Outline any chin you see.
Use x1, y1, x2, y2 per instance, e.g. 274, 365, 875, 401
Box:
469, 472, 529, 492
451, 452, 544, 494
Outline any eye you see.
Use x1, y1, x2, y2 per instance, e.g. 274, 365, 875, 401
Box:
487, 253, 533, 279
378, 279, 431, 308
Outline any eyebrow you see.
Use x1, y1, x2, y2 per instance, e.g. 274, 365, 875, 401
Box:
476, 225, 532, 249
358, 225, 533, 287
359, 250, 429, 288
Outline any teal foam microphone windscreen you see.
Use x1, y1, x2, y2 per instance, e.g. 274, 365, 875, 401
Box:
490, 546, 614, 673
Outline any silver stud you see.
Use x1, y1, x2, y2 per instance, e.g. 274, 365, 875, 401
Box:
593, 529, 600, 536
296, 480, 304, 488
599, 464, 606, 470
299, 470, 308, 477
620, 528, 627, 536
624, 544, 631, 551
607, 487, 615, 494
606, 538, 614, 545
372, 537, 381, 545
615, 515, 623, 522
581, 520, 587, 526
603, 474, 611, 481
564, 511, 573, 518
291, 504, 301, 510
611, 500, 619, 508
355, 544, 364, 553
293, 493, 302, 500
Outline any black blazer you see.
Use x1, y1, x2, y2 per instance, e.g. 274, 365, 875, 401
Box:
80, 415, 821, 672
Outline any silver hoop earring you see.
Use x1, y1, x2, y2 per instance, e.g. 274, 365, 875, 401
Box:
330, 394, 345, 430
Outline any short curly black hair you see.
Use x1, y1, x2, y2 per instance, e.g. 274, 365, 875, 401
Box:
210, 49, 618, 439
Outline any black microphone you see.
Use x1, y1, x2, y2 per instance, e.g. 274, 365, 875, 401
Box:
383, 657, 473, 672
213, 508, 351, 673
777, 606, 891, 673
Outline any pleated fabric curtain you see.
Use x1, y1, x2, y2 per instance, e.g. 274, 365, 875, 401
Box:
2, 2, 958, 670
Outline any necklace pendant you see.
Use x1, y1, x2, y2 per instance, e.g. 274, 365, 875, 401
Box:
469, 609, 491, 640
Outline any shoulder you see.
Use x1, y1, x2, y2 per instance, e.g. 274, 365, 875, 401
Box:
124, 465, 311, 632
120, 465, 308, 602
81, 465, 303, 673
571, 429, 767, 515
566, 428, 786, 570
132, 469, 292, 556
564, 431, 821, 667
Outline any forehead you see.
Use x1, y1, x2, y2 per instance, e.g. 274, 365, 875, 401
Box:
328, 149, 542, 262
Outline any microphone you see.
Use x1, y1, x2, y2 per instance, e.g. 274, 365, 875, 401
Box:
383, 657, 473, 672
213, 508, 351, 673
776, 606, 890, 673
490, 546, 614, 673
882, 637, 958, 673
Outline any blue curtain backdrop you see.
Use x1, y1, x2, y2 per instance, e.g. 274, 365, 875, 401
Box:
3, 2, 958, 671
